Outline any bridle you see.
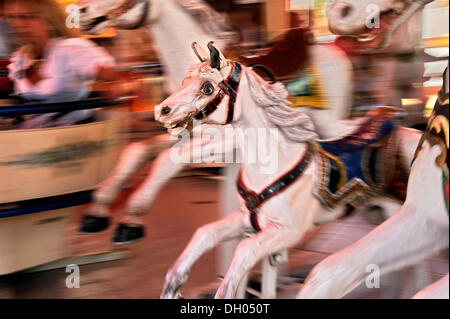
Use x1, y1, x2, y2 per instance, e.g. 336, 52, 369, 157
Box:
192, 62, 242, 125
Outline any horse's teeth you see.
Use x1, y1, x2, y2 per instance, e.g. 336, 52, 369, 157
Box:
358, 33, 377, 42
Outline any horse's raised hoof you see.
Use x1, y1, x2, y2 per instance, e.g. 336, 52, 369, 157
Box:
112, 223, 145, 246
79, 214, 111, 234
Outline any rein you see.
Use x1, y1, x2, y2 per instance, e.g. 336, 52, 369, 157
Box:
193, 62, 242, 125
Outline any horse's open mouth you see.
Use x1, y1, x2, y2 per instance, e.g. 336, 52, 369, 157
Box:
164, 115, 195, 135
354, 8, 400, 44
82, 15, 108, 32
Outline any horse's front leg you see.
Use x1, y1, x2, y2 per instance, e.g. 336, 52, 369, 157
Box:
125, 125, 236, 217
81, 134, 176, 233
161, 211, 247, 299
123, 146, 188, 217
215, 223, 303, 299
94, 134, 175, 208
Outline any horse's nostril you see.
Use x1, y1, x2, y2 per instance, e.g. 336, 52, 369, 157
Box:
341, 5, 353, 18
80, 7, 87, 14
161, 106, 171, 115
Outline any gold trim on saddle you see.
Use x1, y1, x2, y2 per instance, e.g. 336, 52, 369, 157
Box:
311, 142, 347, 190
413, 97, 449, 176
312, 142, 372, 208
438, 90, 449, 106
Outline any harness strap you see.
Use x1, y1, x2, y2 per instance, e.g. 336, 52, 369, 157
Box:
194, 62, 242, 124
194, 91, 225, 120
237, 144, 313, 232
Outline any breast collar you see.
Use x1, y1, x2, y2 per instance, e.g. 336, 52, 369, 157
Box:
237, 144, 313, 232
193, 62, 242, 125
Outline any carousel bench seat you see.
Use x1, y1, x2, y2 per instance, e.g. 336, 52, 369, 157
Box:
0, 190, 92, 275
0, 97, 130, 204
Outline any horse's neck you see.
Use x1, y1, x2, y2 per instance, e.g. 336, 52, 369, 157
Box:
235, 81, 308, 188
148, 0, 227, 93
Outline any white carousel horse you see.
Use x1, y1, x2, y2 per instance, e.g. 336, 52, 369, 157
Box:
327, 0, 435, 117
298, 67, 449, 299
76, 0, 364, 240
155, 42, 418, 298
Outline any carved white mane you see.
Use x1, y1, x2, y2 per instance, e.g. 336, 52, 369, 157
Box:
242, 66, 319, 142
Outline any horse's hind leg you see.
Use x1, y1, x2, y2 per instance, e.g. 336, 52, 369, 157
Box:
412, 273, 449, 299
160, 210, 247, 299
215, 224, 303, 299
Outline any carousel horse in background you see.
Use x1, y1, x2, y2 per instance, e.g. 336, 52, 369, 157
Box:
156, 43, 422, 298
75, 0, 363, 243
298, 66, 449, 299
76, 0, 236, 94
327, 0, 438, 121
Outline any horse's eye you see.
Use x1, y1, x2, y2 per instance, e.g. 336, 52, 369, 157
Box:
200, 82, 215, 96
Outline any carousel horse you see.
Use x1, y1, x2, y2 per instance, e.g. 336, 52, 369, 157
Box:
76, 0, 362, 243
156, 42, 420, 298
327, 0, 436, 119
298, 66, 449, 299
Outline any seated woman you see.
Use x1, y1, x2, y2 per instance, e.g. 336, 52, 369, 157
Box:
4, 0, 138, 128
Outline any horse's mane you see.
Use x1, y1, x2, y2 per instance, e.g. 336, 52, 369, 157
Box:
242, 65, 318, 143
175, 0, 238, 44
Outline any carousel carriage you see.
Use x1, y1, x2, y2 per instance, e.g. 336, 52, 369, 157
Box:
0, 95, 131, 275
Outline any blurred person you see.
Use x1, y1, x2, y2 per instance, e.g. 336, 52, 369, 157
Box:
4, 0, 139, 128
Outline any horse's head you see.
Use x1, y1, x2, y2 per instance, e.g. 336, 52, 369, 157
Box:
76, 0, 151, 35
155, 42, 241, 135
327, 0, 434, 49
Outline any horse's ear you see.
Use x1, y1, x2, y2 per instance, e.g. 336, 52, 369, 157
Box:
191, 42, 209, 62
207, 41, 227, 70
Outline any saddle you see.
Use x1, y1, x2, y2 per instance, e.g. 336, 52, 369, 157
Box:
231, 28, 312, 83
313, 107, 409, 208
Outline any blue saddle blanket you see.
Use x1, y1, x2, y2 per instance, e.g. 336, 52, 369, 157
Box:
313, 107, 400, 207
